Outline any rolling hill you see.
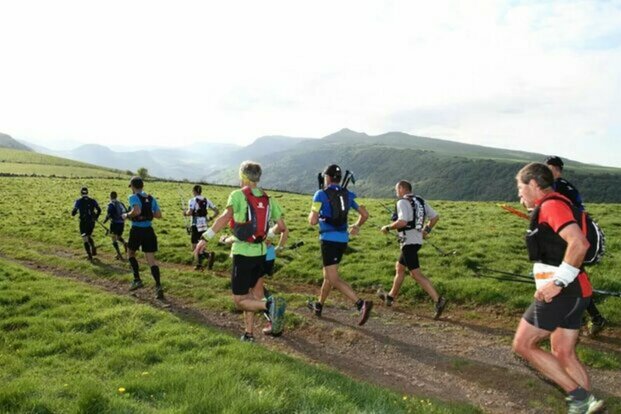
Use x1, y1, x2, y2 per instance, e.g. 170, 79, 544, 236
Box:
0, 132, 32, 152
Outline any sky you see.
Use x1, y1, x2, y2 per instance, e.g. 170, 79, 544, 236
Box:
1, 0, 620, 166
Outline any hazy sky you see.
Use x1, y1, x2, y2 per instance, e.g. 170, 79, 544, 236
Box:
1, 1, 620, 166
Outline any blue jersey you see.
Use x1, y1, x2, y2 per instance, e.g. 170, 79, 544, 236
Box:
106, 201, 126, 224
128, 192, 160, 228
312, 185, 359, 243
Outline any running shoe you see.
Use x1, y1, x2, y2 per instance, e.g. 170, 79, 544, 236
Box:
207, 252, 216, 270
240, 333, 255, 342
566, 394, 605, 414
434, 296, 447, 320
358, 300, 373, 326
155, 285, 164, 300
376, 289, 393, 306
586, 317, 607, 338
129, 279, 144, 291
307, 300, 323, 317
268, 297, 287, 335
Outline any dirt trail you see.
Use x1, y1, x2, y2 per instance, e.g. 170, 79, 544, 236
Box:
3, 251, 620, 414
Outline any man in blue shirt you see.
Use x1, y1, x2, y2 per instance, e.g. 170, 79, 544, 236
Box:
307, 164, 373, 325
122, 176, 164, 300
545, 156, 606, 337
71, 187, 101, 261
103, 191, 128, 260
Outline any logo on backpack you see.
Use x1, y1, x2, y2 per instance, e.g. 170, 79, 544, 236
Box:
526, 195, 605, 266
230, 187, 270, 243
402, 195, 426, 232
321, 187, 350, 230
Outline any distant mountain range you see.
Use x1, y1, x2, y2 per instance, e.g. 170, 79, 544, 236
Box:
5, 129, 621, 202
0, 133, 32, 152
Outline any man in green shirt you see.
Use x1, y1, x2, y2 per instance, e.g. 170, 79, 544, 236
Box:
194, 161, 287, 341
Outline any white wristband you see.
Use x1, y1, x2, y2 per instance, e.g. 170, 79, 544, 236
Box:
204, 228, 216, 240
553, 261, 580, 287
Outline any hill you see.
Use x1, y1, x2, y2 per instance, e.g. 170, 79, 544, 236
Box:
0, 132, 32, 151
0, 147, 128, 178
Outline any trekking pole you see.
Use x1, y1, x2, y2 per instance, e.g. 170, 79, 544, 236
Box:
427, 240, 457, 257
498, 204, 530, 221
95, 219, 109, 236
472, 266, 621, 298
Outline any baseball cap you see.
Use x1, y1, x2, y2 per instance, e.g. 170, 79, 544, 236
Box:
323, 164, 342, 180
80, 187, 88, 195
545, 156, 564, 169
128, 176, 144, 188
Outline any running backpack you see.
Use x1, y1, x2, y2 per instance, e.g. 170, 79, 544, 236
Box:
527, 195, 605, 266
111, 200, 126, 221
193, 197, 208, 217
77, 197, 99, 220
131, 194, 154, 222
230, 187, 270, 243
402, 195, 426, 231
322, 187, 349, 228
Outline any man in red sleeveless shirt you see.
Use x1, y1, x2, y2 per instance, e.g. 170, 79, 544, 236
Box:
512, 163, 604, 413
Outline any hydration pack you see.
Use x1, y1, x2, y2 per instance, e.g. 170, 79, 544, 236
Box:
322, 187, 349, 228
131, 194, 154, 222
111, 200, 127, 221
77, 197, 98, 220
230, 187, 270, 243
526, 195, 605, 266
193, 197, 208, 217
402, 195, 426, 231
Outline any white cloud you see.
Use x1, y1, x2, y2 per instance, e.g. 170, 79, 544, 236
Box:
0, 0, 619, 166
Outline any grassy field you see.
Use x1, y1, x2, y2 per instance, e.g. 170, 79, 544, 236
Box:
1, 258, 476, 414
0, 175, 619, 323
1, 151, 620, 412
0, 148, 127, 178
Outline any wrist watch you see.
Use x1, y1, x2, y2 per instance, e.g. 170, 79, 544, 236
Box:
553, 279, 566, 288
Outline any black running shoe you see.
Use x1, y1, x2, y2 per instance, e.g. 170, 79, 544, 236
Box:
587, 317, 607, 338
434, 296, 447, 320
240, 332, 255, 342
155, 286, 164, 300
129, 279, 144, 291
376, 289, 393, 306
307, 300, 322, 317
358, 301, 373, 326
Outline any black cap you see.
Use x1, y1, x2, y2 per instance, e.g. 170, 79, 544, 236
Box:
128, 176, 144, 189
545, 156, 564, 169
80, 187, 88, 195
323, 164, 342, 181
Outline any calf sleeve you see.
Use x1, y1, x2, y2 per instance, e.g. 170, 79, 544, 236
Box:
128, 257, 140, 279
150, 266, 161, 287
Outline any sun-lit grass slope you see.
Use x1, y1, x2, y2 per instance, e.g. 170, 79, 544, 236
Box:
0, 148, 128, 178
0, 176, 619, 326
0, 259, 477, 414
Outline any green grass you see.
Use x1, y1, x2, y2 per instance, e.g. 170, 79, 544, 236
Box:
0, 175, 619, 324
0, 258, 477, 414
0, 148, 127, 178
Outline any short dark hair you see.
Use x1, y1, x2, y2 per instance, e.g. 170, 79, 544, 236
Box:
110, 191, 117, 199
193, 185, 202, 195
516, 163, 554, 189
129, 176, 144, 189
545, 156, 564, 170
323, 164, 342, 183
80, 187, 88, 195
397, 180, 412, 192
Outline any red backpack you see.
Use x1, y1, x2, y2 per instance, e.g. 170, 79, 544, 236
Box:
229, 186, 270, 243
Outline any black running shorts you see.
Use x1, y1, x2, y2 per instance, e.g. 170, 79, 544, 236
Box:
320, 240, 347, 267
398, 244, 421, 270
110, 222, 125, 237
231, 254, 266, 295
523, 296, 590, 332
191, 226, 205, 244
128, 226, 158, 253
263, 259, 275, 277
79, 220, 95, 237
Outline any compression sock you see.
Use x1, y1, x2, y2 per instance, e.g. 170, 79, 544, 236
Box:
150, 266, 161, 287
128, 257, 140, 279
112, 241, 122, 256
569, 387, 589, 401
355, 299, 364, 311
88, 237, 97, 255
587, 301, 604, 322
197, 252, 206, 266
83, 242, 92, 258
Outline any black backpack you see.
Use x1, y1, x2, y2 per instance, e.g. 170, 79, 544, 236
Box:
131, 194, 154, 222
322, 187, 350, 228
193, 197, 208, 217
528, 195, 605, 266
402, 195, 426, 231
78, 197, 97, 220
